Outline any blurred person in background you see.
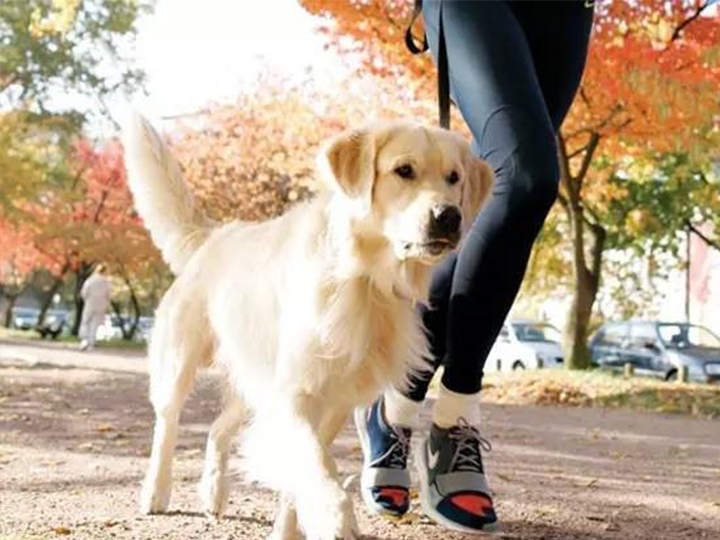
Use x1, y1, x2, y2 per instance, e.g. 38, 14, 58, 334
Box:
79, 264, 112, 351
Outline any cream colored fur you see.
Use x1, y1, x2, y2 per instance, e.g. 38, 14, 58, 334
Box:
122, 112, 493, 540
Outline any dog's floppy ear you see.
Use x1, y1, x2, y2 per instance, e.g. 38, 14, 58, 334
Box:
318, 127, 376, 202
461, 154, 494, 232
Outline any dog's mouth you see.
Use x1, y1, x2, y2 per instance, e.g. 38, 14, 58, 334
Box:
421, 239, 457, 255
401, 238, 458, 260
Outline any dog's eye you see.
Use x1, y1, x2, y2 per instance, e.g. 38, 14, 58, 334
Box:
447, 171, 460, 185
394, 164, 415, 180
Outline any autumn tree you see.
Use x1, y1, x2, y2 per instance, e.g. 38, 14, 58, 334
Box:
1, 0, 152, 255
1, 0, 150, 121
300, 0, 720, 369
0, 221, 49, 326
11, 139, 163, 335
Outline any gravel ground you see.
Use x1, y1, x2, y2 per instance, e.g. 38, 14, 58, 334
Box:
1, 340, 719, 540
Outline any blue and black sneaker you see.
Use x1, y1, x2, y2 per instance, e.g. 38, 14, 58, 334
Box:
354, 398, 412, 516
417, 418, 498, 533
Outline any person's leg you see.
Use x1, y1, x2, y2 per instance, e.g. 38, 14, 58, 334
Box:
79, 309, 92, 350
362, 1, 593, 525
409, 0, 593, 532
87, 313, 102, 349
363, 0, 553, 522
410, 0, 593, 405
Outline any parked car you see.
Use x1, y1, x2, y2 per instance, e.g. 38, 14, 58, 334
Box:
11, 306, 40, 330
485, 319, 565, 372
589, 321, 720, 383
136, 316, 154, 342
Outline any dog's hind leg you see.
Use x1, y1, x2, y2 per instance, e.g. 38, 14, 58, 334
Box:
140, 299, 209, 514
199, 392, 247, 517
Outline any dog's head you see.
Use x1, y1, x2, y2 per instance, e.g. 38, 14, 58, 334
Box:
318, 122, 493, 264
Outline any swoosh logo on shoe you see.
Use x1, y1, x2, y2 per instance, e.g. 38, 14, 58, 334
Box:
428, 444, 440, 470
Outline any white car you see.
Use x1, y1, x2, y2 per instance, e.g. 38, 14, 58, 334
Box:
96, 315, 125, 341
486, 320, 565, 372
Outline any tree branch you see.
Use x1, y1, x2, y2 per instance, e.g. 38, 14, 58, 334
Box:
557, 133, 575, 191
671, 1, 713, 42
568, 143, 591, 161
92, 189, 110, 224
564, 104, 625, 140
575, 132, 601, 191
588, 223, 607, 285
687, 221, 720, 252
582, 201, 603, 227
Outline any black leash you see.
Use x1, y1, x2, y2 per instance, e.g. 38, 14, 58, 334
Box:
405, 0, 451, 129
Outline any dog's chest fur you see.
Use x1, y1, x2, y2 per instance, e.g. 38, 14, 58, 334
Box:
310, 273, 428, 406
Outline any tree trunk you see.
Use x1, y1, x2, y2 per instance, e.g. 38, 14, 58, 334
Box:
111, 276, 141, 341
3, 295, 18, 328
564, 202, 605, 370
126, 281, 141, 341
565, 264, 597, 369
110, 301, 128, 339
556, 130, 605, 370
35, 272, 66, 329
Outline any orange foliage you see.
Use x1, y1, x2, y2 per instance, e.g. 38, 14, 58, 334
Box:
11, 139, 162, 281
0, 220, 53, 289
301, 0, 720, 181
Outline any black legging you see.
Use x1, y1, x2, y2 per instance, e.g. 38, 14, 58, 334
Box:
406, 0, 594, 400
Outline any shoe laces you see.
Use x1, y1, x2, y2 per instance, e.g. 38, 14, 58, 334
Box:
370, 426, 411, 469
448, 418, 491, 473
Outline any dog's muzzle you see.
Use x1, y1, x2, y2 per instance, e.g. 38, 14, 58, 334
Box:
423, 205, 461, 254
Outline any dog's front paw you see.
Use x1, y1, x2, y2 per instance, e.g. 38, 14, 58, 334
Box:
300, 490, 359, 540
199, 468, 229, 518
331, 498, 359, 540
140, 478, 171, 514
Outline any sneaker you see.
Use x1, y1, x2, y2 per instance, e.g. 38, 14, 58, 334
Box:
416, 418, 498, 533
354, 398, 412, 516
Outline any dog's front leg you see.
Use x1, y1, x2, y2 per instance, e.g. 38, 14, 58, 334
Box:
268, 493, 302, 540
269, 409, 350, 540
278, 396, 357, 540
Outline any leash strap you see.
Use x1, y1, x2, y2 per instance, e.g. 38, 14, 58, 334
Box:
404, 0, 428, 53
405, 0, 451, 129
437, 5, 450, 129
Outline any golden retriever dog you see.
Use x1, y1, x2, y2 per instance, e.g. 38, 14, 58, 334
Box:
122, 112, 493, 540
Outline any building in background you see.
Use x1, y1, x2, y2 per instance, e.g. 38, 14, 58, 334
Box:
689, 225, 720, 336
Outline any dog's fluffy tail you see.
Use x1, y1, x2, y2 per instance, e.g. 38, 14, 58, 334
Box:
122, 111, 213, 274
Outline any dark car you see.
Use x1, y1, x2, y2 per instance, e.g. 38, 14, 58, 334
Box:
589, 321, 720, 383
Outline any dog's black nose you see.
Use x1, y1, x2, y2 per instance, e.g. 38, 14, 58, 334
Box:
429, 205, 462, 238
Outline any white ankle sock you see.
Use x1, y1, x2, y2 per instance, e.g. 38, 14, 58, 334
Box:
383, 386, 422, 428
433, 382, 481, 428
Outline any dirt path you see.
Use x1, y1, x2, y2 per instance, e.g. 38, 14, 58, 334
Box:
1, 340, 719, 540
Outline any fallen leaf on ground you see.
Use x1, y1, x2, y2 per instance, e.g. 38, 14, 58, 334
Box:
52, 526, 72, 535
